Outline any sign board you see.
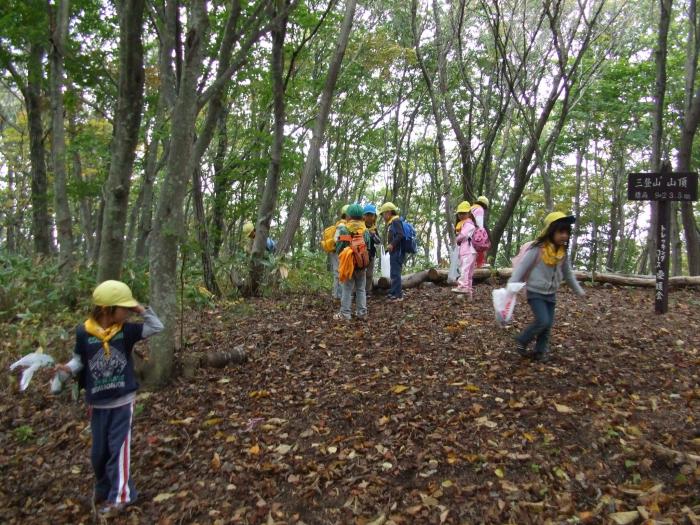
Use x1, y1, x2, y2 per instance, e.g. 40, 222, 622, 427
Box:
627, 165, 698, 314
627, 172, 698, 201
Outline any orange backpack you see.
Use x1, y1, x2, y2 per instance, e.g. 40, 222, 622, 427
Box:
338, 232, 369, 269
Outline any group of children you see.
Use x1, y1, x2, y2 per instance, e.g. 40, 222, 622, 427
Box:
43, 204, 584, 516
325, 201, 407, 321
324, 199, 585, 365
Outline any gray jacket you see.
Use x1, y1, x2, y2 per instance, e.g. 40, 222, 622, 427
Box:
509, 245, 584, 296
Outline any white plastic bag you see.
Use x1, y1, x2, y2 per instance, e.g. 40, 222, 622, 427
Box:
9, 351, 55, 391
492, 282, 526, 326
380, 247, 391, 279
447, 245, 460, 283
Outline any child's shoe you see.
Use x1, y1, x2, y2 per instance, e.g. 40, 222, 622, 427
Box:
333, 313, 351, 321
515, 342, 529, 357
532, 351, 551, 363
98, 502, 127, 516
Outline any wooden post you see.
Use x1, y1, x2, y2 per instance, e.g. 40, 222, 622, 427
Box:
628, 161, 698, 314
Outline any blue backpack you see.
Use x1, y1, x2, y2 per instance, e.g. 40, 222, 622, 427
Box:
400, 218, 417, 254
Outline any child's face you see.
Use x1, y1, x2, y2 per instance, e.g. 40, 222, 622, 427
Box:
111, 307, 131, 324
552, 227, 570, 246
382, 211, 391, 221
364, 213, 375, 226
457, 212, 469, 221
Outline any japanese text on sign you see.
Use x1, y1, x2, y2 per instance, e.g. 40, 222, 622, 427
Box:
627, 172, 698, 201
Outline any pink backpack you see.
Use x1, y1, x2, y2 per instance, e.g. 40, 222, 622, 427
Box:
470, 227, 491, 253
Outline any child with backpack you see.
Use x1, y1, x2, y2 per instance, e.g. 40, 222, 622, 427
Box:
334, 204, 371, 320
320, 205, 349, 301
452, 201, 477, 298
363, 204, 382, 294
378, 202, 405, 301
509, 212, 585, 362
52, 280, 163, 515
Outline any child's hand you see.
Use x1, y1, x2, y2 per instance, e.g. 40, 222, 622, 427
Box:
131, 304, 146, 315
54, 364, 72, 375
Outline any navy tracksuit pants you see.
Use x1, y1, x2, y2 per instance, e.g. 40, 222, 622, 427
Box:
91, 401, 137, 504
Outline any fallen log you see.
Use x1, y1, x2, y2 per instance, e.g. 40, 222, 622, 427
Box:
376, 268, 700, 289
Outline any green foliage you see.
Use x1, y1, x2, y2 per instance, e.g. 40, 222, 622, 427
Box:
13, 425, 34, 443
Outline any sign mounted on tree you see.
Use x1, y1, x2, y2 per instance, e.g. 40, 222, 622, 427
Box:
627, 164, 698, 314
627, 172, 698, 201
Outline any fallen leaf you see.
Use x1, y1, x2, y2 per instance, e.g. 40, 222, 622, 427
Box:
554, 403, 574, 414
153, 492, 175, 503
609, 511, 639, 524
390, 385, 409, 394
211, 452, 221, 471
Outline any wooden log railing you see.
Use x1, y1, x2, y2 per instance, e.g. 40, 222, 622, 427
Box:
374, 268, 700, 290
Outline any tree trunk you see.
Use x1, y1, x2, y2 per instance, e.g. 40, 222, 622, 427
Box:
276, 0, 357, 254
412, 0, 454, 243
249, 2, 289, 295
677, 0, 700, 275
192, 166, 220, 294
670, 203, 683, 276
569, 145, 583, 263
646, 0, 673, 273
65, 95, 95, 260
210, 108, 229, 259
146, 0, 209, 387
26, 43, 51, 255
432, 0, 474, 203
49, 0, 73, 273
96, 0, 146, 282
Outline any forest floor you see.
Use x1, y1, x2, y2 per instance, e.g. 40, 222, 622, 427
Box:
1, 283, 700, 525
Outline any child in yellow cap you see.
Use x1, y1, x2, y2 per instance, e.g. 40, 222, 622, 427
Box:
508, 212, 585, 362
452, 201, 477, 298
53, 280, 163, 515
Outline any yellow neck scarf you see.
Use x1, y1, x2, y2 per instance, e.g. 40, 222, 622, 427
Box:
84, 318, 123, 359
455, 219, 466, 235
541, 241, 566, 267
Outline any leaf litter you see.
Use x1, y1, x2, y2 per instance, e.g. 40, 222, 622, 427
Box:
1, 285, 699, 524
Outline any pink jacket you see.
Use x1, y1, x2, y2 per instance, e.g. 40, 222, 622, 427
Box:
455, 219, 476, 257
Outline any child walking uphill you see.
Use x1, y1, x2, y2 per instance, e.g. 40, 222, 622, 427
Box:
53, 280, 164, 515
452, 201, 477, 298
508, 212, 585, 362
378, 202, 405, 301
334, 204, 371, 320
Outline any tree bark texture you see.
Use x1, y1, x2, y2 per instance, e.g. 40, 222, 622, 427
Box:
49, 0, 73, 272
96, 0, 146, 282
26, 43, 52, 255
276, 0, 357, 254
146, 0, 209, 387
249, 1, 289, 295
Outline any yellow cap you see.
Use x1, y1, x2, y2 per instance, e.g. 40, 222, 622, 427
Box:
340, 204, 350, 216
476, 196, 490, 208
378, 202, 399, 214
93, 280, 138, 308
540, 211, 575, 237
455, 201, 471, 213
242, 221, 255, 236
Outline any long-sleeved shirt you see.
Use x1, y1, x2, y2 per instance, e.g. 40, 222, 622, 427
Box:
508, 245, 584, 296
386, 216, 404, 252
66, 308, 164, 408
455, 219, 476, 257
